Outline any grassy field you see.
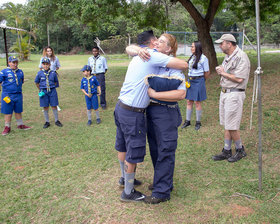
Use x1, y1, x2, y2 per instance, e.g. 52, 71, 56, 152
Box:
0, 52, 279, 223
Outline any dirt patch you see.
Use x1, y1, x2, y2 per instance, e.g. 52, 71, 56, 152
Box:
227, 203, 254, 217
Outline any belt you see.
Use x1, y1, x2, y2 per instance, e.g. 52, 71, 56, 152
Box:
149, 101, 178, 108
221, 88, 245, 93
93, 73, 105, 75
118, 101, 145, 113
189, 75, 204, 80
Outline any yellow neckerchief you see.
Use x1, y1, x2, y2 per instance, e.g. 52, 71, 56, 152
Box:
9, 67, 19, 85
43, 69, 51, 92
86, 75, 93, 94
93, 55, 100, 73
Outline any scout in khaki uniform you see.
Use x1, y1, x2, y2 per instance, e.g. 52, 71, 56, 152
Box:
212, 34, 250, 163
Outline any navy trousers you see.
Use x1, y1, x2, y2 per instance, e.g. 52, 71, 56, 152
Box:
96, 73, 106, 107
146, 104, 182, 199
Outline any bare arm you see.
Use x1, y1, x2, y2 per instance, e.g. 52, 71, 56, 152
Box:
148, 88, 186, 102
204, 71, 210, 80
166, 58, 188, 71
216, 66, 244, 83
97, 86, 101, 96
126, 45, 151, 61
81, 89, 91, 97
36, 83, 40, 90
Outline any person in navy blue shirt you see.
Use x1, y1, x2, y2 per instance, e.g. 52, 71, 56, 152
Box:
0, 56, 31, 135
87, 47, 108, 109
35, 58, 63, 128
80, 65, 101, 126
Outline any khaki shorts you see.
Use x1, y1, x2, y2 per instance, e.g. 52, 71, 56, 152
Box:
219, 91, 245, 130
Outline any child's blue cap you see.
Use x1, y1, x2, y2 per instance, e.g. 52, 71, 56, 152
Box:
8, 56, 18, 62
81, 65, 91, 71
42, 57, 50, 64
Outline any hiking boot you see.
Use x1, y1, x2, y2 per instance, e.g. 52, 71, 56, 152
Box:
181, 120, 191, 129
212, 148, 232, 161
2, 126, 11, 136
195, 121, 201, 130
144, 196, 170, 204
118, 177, 142, 187
43, 122, 50, 129
17, 124, 31, 130
120, 189, 145, 202
87, 120, 92, 126
96, 118, 101, 124
55, 120, 63, 127
228, 146, 247, 163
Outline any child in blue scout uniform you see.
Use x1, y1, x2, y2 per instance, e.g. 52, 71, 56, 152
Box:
35, 58, 63, 128
87, 47, 108, 109
80, 65, 101, 126
0, 56, 31, 136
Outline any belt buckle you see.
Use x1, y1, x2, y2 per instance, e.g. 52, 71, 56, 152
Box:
222, 88, 226, 93
189, 77, 193, 80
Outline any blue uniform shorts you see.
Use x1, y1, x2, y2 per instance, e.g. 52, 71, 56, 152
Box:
85, 94, 98, 110
39, 88, 59, 107
114, 102, 146, 164
1, 92, 23, 114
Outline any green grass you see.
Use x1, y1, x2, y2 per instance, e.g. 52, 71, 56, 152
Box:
0, 53, 280, 223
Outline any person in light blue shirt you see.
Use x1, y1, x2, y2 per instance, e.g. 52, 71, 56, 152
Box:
87, 47, 108, 109
144, 33, 186, 204
39, 46, 61, 72
114, 30, 188, 203
181, 41, 210, 130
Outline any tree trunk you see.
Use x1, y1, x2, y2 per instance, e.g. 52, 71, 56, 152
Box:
196, 22, 218, 73
177, 0, 222, 73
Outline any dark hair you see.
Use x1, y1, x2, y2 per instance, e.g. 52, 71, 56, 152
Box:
188, 41, 203, 69
92, 46, 100, 51
137, 30, 155, 45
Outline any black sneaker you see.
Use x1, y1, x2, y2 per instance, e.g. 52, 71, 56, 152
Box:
55, 120, 63, 127
87, 120, 92, 126
96, 118, 101, 124
228, 146, 247, 162
120, 189, 145, 202
181, 120, 191, 129
43, 122, 50, 129
212, 148, 232, 161
195, 121, 201, 130
144, 196, 170, 204
118, 177, 142, 187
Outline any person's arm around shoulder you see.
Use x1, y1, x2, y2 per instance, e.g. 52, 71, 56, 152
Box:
126, 45, 151, 61
148, 88, 186, 102
166, 57, 188, 71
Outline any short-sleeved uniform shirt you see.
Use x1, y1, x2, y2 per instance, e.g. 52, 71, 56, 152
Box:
34, 69, 59, 89
220, 46, 250, 89
118, 49, 172, 108
87, 55, 108, 74
188, 54, 209, 77
80, 76, 100, 94
0, 67, 24, 93
39, 56, 61, 71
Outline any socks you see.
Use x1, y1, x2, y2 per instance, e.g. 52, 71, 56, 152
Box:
124, 172, 135, 195
235, 139, 243, 149
224, 139, 232, 151
16, 119, 23, 126
95, 110, 100, 119
87, 110, 92, 121
186, 109, 192, 121
44, 110, 50, 122
196, 110, 202, 122
5, 122, 11, 127
119, 160, 125, 178
52, 109, 59, 122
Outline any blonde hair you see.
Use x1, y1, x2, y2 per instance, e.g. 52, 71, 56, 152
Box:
42, 46, 56, 62
161, 33, 178, 57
